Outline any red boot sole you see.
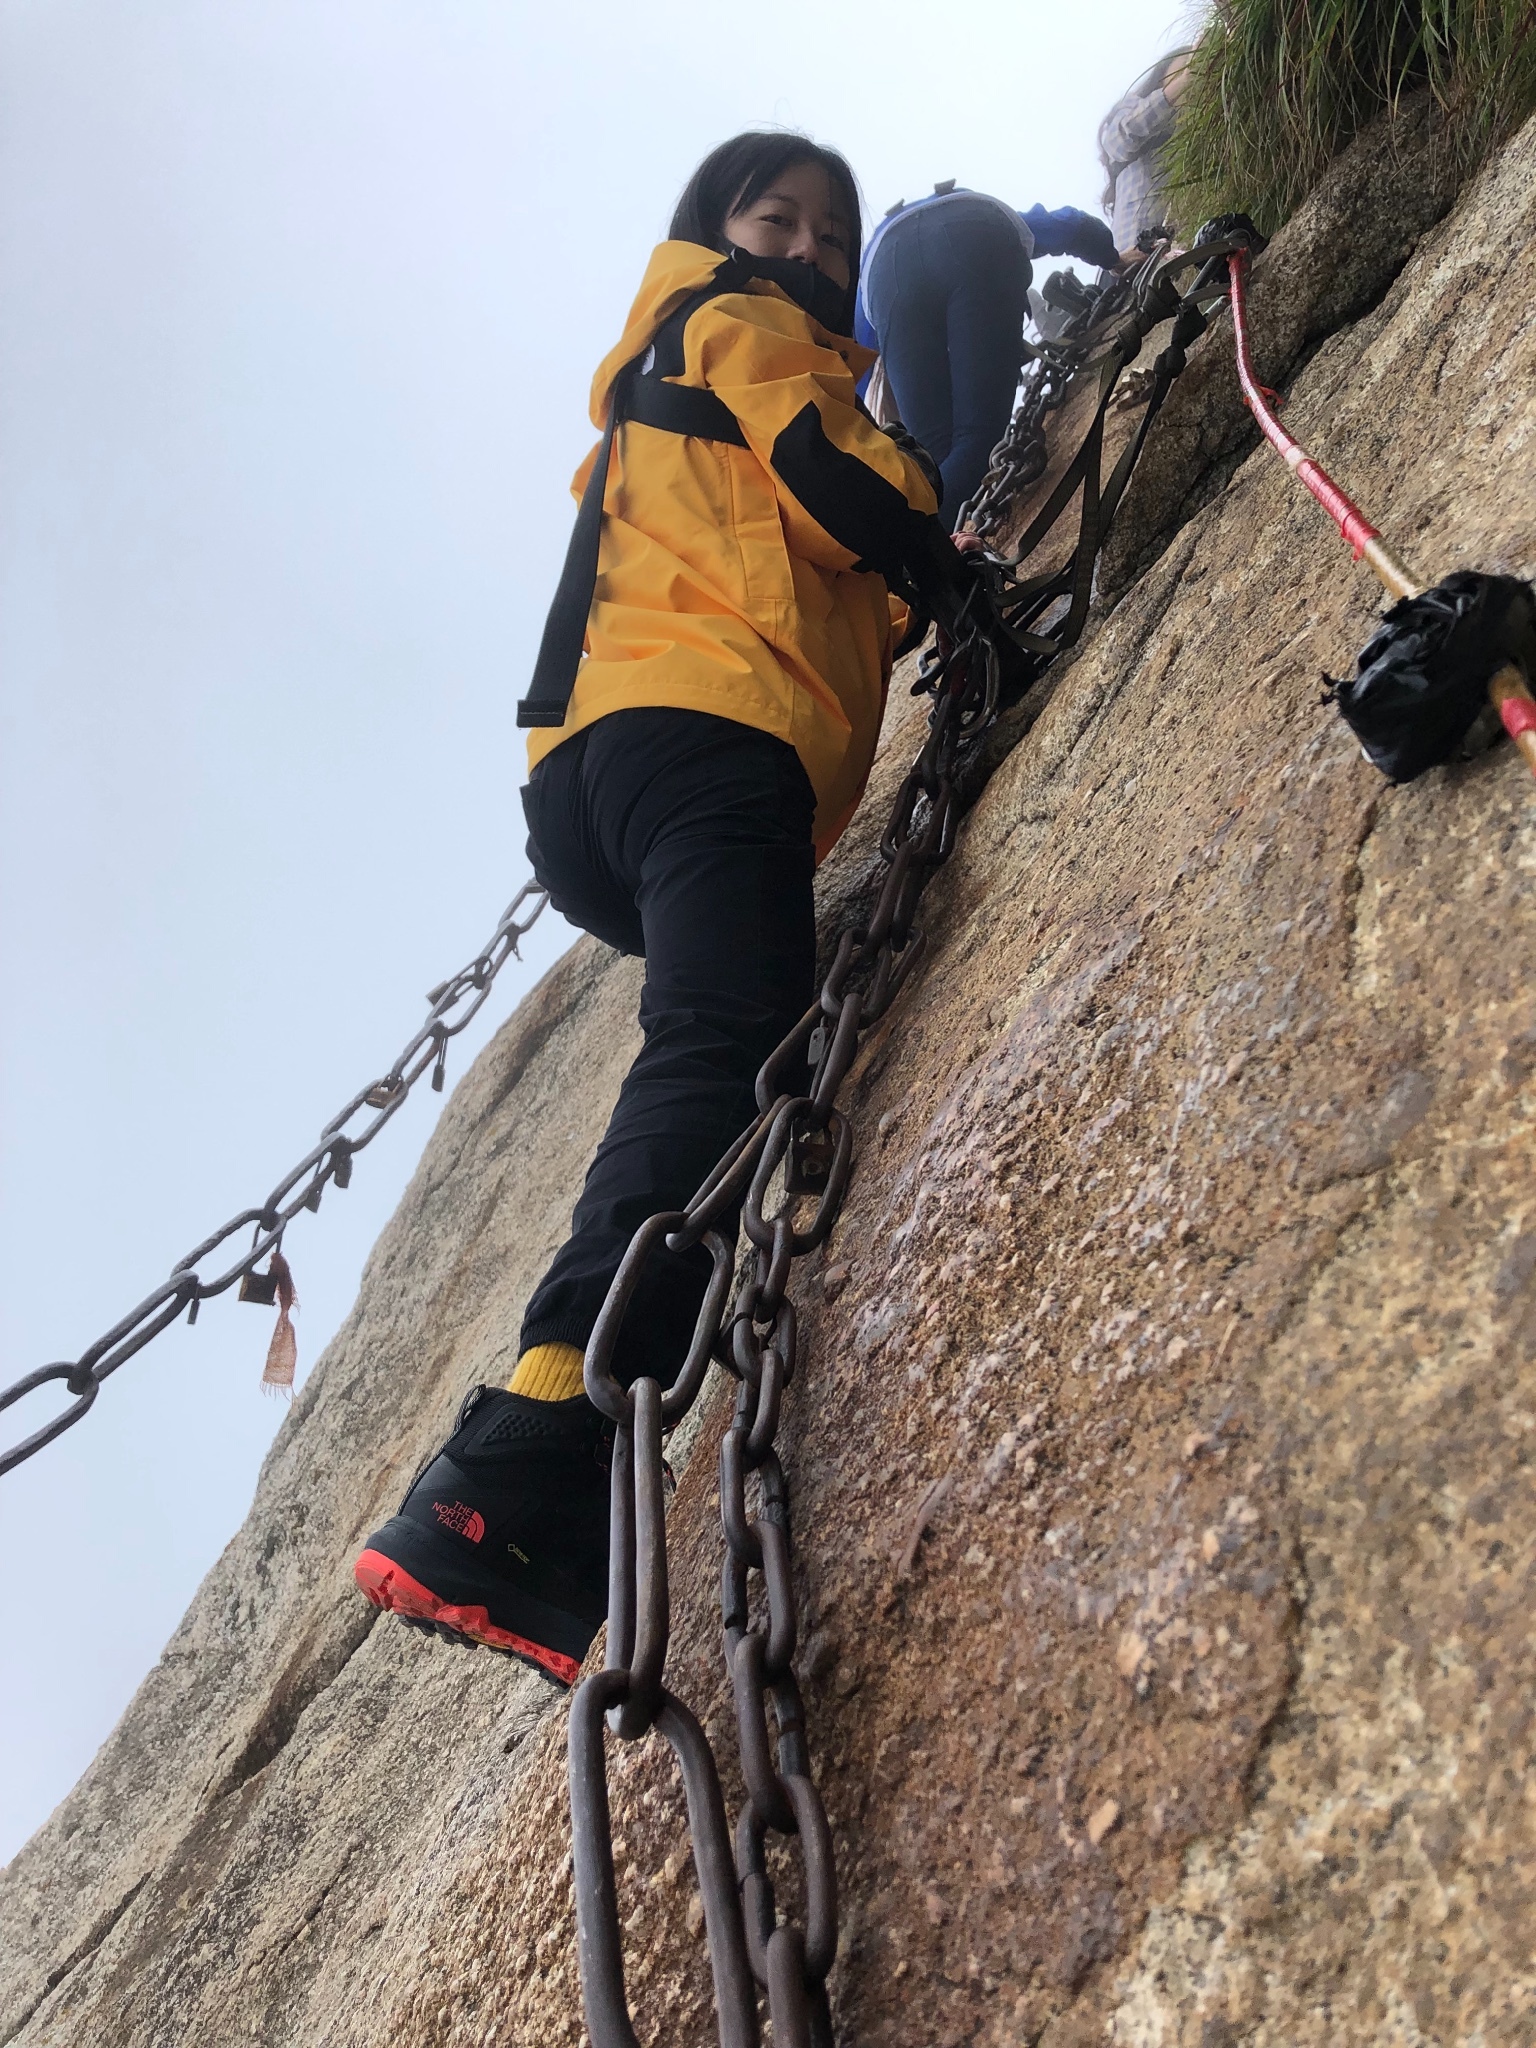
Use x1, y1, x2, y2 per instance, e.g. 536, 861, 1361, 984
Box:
353, 1548, 581, 1687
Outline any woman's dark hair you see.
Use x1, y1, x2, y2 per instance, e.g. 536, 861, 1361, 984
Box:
669, 132, 863, 327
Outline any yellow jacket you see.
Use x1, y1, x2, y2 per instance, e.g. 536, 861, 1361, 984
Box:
525, 241, 939, 860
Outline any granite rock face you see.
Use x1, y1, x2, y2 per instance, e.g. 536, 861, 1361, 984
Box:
1095, 89, 1466, 607
4, 111, 1535, 2048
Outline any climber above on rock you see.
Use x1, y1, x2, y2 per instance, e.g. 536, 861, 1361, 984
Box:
854, 181, 1121, 525
1098, 47, 1195, 262
353, 130, 997, 1684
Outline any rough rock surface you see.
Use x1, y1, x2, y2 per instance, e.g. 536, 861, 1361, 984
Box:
1096, 89, 1465, 606
5, 111, 1536, 2048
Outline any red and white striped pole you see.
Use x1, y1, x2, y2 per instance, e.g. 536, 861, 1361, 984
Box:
1226, 246, 1536, 777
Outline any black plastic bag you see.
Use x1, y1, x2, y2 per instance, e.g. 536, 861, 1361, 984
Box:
1329, 571, 1536, 782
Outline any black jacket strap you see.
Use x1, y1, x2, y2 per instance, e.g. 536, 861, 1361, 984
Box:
517, 267, 765, 732
625, 376, 746, 446
516, 362, 636, 729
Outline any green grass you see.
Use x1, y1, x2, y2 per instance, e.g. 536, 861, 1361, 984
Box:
1162, 0, 1536, 235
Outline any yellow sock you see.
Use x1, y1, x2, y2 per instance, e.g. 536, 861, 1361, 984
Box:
507, 1341, 587, 1403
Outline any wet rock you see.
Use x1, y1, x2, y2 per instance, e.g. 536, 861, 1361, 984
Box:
5, 108, 1536, 2048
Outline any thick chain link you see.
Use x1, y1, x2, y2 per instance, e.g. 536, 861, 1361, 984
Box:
569, 624, 997, 2048
0, 882, 549, 1478
957, 238, 1176, 543
956, 339, 1080, 542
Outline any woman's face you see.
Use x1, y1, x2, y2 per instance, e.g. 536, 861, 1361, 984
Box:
723, 159, 852, 291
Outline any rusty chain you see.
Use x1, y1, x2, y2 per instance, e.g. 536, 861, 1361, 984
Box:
957, 235, 1177, 543
569, 611, 998, 2048
955, 333, 1079, 542
0, 881, 549, 1478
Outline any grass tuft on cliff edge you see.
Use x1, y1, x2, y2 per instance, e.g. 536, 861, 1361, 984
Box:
1164, 0, 1536, 235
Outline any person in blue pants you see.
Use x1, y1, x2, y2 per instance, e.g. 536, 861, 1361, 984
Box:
855, 183, 1120, 527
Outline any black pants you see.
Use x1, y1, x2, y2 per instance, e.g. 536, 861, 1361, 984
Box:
863, 197, 1031, 527
519, 708, 817, 1385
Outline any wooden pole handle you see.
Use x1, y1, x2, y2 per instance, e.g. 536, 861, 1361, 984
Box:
1489, 663, 1536, 781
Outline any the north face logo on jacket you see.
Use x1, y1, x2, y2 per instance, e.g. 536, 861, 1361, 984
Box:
432, 1500, 486, 1543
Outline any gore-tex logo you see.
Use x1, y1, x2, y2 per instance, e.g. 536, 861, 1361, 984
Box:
432, 1500, 485, 1543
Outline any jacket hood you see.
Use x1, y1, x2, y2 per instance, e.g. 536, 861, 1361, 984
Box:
589, 241, 869, 426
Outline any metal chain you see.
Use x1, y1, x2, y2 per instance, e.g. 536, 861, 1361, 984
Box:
956, 338, 1080, 542
0, 882, 550, 1478
957, 237, 1174, 543
569, 619, 998, 2048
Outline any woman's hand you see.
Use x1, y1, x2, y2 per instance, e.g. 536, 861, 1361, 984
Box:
879, 420, 942, 503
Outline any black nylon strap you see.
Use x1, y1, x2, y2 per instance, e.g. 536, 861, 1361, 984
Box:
516, 362, 637, 729
625, 377, 746, 446
994, 297, 1206, 664
515, 272, 751, 731
1002, 341, 1128, 578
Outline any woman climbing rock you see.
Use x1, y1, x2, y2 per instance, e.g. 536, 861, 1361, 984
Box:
353, 132, 992, 1683
854, 183, 1121, 526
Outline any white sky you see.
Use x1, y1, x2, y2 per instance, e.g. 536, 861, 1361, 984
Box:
0, 0, 1192, 1864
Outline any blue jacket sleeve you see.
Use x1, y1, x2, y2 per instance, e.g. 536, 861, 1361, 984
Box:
1021, 204, 1120, 272
852, 298, 878, 399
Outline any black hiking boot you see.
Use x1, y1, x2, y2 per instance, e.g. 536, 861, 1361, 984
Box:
354, 1386, 610, 1686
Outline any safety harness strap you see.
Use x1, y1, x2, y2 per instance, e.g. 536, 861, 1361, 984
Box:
996, 289, 1216, 665
624, 376, 747, 447
516, 366, 633, 730
516, 269, 755, 730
